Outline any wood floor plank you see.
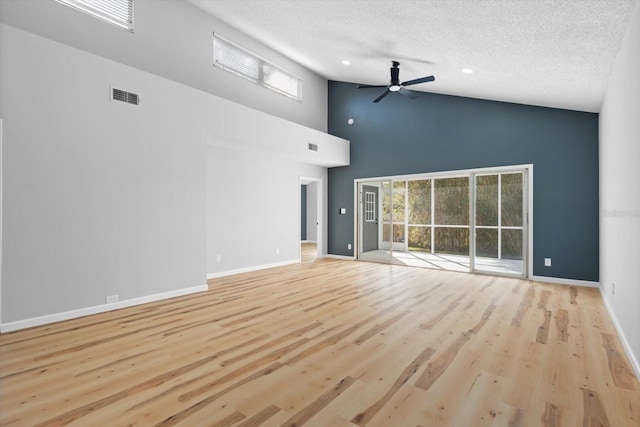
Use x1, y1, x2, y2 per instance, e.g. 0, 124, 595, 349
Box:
415, 298, 498, 391
601, 332, 637, 390
280, 376, 356, 427
511, 284, 535, 327
236, 405, 282, 427
554, 308, 569, 342
1, 249, 639, 426
582, 387, 611, 426
351, 346, 435, 425
541, 402, 561, 426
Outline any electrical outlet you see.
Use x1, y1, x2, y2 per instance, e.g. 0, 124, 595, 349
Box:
612, 282, 615, 296
348, 243, 352, 250
276, 247, 280, 254
216, 254, 221, 262
544, 258, 552, 267
106, 295, 119, 304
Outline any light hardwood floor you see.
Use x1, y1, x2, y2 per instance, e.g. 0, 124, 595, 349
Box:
1, 245, 638, 426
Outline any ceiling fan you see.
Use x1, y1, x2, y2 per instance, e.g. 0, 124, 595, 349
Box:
357, 61, 435, 103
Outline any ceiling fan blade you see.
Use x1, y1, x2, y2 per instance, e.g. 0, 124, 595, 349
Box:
357, 84, 388, 89
373, 89, 391, 103
402, 75, 435, 87
398, 87, 417, 99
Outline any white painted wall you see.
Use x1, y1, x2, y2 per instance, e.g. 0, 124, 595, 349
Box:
306, 182, 319, 242
206, 149, 325, 276
599, 0, 640, 374
0, 24, 207, 325
0, 119, 3, 326
0, 23, 347, 329
0, 0, 328, 131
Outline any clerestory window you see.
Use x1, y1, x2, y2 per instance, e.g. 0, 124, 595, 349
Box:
213, 34, 302, 101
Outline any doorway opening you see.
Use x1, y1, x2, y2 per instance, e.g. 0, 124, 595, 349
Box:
300, 177, 322, 261
355, 165, 531, 278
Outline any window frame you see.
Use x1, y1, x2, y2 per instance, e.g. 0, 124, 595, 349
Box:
56, 0, 134, 33
213, 33, 303, 101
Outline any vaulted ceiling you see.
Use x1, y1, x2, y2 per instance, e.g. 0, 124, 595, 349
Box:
190, 0, 636, 112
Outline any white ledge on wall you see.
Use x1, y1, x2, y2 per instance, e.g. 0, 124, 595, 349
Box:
205, 95, 350, 168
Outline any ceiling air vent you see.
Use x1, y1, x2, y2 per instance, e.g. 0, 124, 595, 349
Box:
112, 87, 140, 106
308, 143, 318, 152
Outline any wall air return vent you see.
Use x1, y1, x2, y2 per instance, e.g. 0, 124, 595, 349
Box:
308, 143, 318, 152
111, 87, 140, 105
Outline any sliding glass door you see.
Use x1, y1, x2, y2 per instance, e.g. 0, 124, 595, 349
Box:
473, 172, 526, 276
356, 166, 528, 277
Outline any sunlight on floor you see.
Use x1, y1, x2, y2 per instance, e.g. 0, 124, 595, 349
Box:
359, 249, 523, 276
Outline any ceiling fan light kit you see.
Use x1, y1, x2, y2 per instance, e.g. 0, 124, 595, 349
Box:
357, 61, 435, 103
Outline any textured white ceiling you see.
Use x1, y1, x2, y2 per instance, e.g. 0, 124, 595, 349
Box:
189, 0, 636, 112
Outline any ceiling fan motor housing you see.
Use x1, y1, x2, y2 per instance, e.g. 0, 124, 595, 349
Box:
356, 60, 435, 102
391, 62, 401, 86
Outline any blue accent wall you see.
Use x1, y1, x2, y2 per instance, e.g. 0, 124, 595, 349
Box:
327, 81, 599, 281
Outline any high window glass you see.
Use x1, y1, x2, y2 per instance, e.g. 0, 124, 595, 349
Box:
56, 0, 134, 32
213, 34, 302, 101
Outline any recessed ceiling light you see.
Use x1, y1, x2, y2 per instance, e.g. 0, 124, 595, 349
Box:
462, 68, 474, 74
342, 60, 351, 66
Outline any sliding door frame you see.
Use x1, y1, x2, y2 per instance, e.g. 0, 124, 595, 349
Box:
354, 164, 533, 279
469, 168, 530, 278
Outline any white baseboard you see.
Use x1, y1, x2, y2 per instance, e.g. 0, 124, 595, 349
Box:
599, 288, 640, 380
0, 284, 208, 333
207, 259, 300, 279
324, 254, 355, 261
530, 275, 599, 288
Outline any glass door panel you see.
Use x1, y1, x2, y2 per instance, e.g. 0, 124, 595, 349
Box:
473, 172, 525, 276
358, 180, 392, 264
502, 228, 523, 259
434, 177, 469, 225
431, 177, 470, 271
475, 228, 498, 258
434, 227, 470, 255
381, 181, 391, 249
393, 181, 407, 251
381, 181, 407, 252
501, 173, 523, 226
407, 179, 432, 253
474, 174, 499, 270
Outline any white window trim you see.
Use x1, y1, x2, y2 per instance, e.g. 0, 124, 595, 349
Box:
56, 0, 134, 32
364, 191, 376, 222
213, 33, 303, 101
